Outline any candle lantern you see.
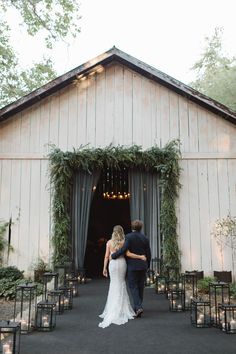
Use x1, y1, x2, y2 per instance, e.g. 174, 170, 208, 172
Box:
59, 286, 73, 310
35, 300, 56, 332
166, 280, 182, 299
145, 270, 155, 287
182, 272, 198, 310
209, 281, 230, 327
166, 267, 180, 281
0, 321, 21, 354
42, 272, 59, 300
66, 278, 79, 297
47, 290, 64, 315
78, 268, 86, 284
190, 298, 211, 328
218, 304, 236, 333
151, 258, 163, 277
169, 290, 185, 312
155, 276, 167, 294
54, 265, 67, 287
14, 283, 37, 334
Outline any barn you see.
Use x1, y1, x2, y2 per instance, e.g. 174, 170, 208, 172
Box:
0, 47, 236, 279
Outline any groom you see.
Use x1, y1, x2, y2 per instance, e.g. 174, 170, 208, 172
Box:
111, 219, 151, 317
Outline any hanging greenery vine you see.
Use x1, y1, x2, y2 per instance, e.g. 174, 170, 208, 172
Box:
49, 139, 182, 271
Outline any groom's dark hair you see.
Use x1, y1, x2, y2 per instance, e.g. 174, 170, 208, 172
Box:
131, 220, 143, 232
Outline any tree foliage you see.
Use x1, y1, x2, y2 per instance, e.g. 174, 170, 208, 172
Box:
0, 0, 81, 108
0, 0, 81, 48
190, 27, 236, 111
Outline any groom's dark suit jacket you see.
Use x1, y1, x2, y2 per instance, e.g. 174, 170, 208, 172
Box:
112, 231, 151, 271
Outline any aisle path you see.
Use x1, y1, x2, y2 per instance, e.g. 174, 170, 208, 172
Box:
21, 278, 236, 354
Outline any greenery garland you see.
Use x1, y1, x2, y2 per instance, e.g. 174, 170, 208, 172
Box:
49, 139, 182, 272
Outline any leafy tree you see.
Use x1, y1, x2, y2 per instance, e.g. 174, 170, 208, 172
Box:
190, 27, 236, 111
0, 0, 81, 108
0, 0, 81, 49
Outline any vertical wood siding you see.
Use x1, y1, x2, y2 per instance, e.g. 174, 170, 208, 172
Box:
0, 62, 236, 278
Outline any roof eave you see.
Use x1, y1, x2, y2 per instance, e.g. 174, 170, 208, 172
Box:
0, 46, 236, 124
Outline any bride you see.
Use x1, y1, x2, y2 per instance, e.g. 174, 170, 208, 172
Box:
98, 225, 146, 328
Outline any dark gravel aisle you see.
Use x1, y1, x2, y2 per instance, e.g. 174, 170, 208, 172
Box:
18, 278, 236, 354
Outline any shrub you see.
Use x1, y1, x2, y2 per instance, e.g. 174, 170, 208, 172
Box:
0, 266, 24, 300
197, 276, 216, 295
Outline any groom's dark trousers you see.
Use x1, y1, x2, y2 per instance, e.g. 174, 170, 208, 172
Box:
127, 269, 146, 311
111, 231, 151, 312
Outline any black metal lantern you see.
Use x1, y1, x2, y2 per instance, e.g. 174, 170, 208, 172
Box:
14, 283, 37, 334
182, 272, 198, 310
145, 270, 155, 287
0, 321, 21, 354
190, 298, 211, 328
35, 301, 56, 332
151, 258, 163, 277
58, 286, 73, 310
209, 281, 230, 327
78, 268, 86, 284
47, 290, 64, 315
155, 276, 167, 294
169, 290, 185, 312
66, 278, 79, 297
218, 304, 236, 334
42, 272, 59, 300
166, 267, 179, 281
166, 280, 182, 299
54, 265, 67, 287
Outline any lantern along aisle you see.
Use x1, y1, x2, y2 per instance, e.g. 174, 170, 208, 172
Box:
14, 283, 37, 334
42, 272, 59, 300
190, 298, 211, 328
35, 301, 56, 332
47, 290, 64, 315
66, 277, 79, 297
209, 281, 230, 327
182, 272, 198, 310
0, 321, 21, 354
169, 289, 185, 312
218, 304, 236, 334
155, 276, 167, 294
58, 286, 73, 310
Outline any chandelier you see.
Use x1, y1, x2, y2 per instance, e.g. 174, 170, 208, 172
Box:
102, 167, 130, 200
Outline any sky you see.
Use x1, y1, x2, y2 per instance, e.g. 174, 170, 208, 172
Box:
8, 0, 236, 85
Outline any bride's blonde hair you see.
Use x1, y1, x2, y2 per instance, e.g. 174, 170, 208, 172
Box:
111, 225, 125, 250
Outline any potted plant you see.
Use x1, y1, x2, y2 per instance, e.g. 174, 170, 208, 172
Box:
33, 257, 51, 283
197, 276, 216, 300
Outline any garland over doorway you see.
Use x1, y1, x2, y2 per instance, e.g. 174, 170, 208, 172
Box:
48, 139, 182, 272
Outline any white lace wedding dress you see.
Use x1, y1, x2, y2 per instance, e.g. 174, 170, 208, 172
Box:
98, 256, 135, 328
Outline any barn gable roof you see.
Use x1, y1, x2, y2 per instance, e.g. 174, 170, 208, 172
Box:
0, 46, 236, 124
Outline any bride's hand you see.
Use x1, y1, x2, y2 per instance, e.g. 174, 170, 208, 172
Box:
140, 255, 147, 261
103, 269, 108, 277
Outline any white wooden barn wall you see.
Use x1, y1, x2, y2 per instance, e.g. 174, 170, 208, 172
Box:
0, 62, 236, 277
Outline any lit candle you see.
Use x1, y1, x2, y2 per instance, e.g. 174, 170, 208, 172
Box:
21, 319, 27, 330
230, 319, 236, 330
197, 314, 204, 324
3, 343, 12, 354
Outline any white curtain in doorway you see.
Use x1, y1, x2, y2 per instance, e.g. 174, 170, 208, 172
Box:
72, 170, 100, 272
128, 170, 160, 259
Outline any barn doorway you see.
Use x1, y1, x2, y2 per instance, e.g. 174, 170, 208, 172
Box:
84, 174, 131, 278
